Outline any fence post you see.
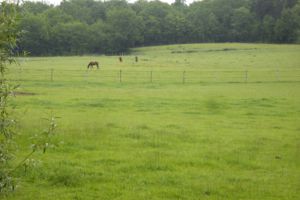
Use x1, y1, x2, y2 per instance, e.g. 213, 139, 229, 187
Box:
50, 68, 54, 82
182, 71, 186, 84
119, 69, 122, 83
245, 70, 248, 83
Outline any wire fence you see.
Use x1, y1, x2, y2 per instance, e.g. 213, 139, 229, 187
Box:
7, 68, 300, 84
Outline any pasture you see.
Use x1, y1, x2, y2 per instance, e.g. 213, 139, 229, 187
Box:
4, 43, 300, 199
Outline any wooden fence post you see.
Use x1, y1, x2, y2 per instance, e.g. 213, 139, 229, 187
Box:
119, 69, 122, 83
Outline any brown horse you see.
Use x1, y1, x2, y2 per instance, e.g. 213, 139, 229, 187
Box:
87, 61, 99, 69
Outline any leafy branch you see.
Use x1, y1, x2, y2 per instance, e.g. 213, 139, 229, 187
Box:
1, 2, 59, 194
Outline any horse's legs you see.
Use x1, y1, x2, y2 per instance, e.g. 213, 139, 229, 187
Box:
87, 62, 99, 69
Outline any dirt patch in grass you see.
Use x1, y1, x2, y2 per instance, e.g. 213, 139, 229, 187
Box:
171, 50, 198, 54
13, 91, 36, 96
171, 48, 257, 54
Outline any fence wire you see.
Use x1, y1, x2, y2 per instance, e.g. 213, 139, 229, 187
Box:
6, 68, 300, 84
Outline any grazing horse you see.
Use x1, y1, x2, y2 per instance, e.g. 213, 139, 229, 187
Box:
87, 61, 99, 69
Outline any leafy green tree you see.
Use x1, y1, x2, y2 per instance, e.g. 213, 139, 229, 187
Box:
206, 12, 222, 42
291, 0, 300, 42
173, 0, 186, 7
261, 15, 276, 42
21, 1, 51, 15
131, 0, 149, 14
142, 16, 162, 45
188, 4, 221, 42
140, 1, 170, 44
42, 7, 74, 27
89, 20, 109, 54
105, 0, 129, 10
60, 0, 95, 24
1, 2, 57, 194
8, 0, 300, 55
231, 7, 258, 41
275, 8, 299, 42
172, 0, 187, 12
90, 1, 106, 21
106, 8, 144, 52
188, 0, 231, 42
164, 11, 190, 43
0, 2, 20, 192
51, 22, 90, 55
18, 14, 50, 55
251, 0, 298, 20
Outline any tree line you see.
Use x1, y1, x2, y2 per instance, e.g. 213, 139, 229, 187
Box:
10, 0, 300, 55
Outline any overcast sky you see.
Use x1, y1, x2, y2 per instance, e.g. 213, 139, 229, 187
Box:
20, 0, 197, 6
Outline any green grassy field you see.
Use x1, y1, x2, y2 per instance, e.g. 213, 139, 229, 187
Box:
4, 43, 300, 199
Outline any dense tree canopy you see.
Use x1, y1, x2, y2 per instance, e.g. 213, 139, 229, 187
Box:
7, 0, 300, 55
